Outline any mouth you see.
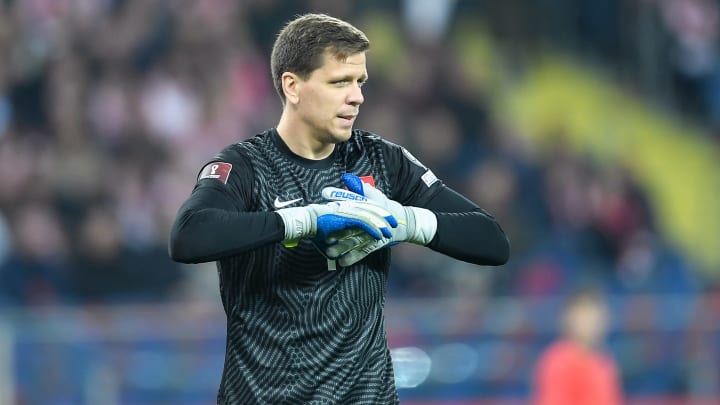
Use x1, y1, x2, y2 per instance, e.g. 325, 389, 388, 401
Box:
337, 114, 357, 126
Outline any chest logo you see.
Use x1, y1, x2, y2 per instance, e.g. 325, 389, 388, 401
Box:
273, 196, 303, 208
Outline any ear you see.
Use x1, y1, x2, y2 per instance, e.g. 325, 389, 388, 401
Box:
281, 72, 301, 105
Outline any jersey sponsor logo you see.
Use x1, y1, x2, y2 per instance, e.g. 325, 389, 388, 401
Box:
359, 175, 375, 187
326, 190, 367, 201
199, 162, 232, 184
401, 147, 427, 170
273, 196, 303, 208
421, 169, 438, 187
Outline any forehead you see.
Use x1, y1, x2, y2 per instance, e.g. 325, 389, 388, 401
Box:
314, 51, 367, 76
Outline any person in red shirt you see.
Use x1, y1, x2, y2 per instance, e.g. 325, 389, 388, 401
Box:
532, 289, 623, 405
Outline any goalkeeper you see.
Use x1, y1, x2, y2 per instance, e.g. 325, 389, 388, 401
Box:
168, 13, 509, 405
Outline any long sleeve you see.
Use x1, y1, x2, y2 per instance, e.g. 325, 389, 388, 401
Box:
168, 149, 285, 264
423, 186, 510, 266
168, 185, 284, 263
378, 138, 509, 266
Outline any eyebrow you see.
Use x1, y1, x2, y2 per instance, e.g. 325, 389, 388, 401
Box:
331, 74, 368, 82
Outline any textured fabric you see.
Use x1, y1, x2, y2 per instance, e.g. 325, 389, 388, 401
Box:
204, 129, 443, 404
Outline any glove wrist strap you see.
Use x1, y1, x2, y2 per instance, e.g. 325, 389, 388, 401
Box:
406, 207, 437, 245
276, 207, 313, 242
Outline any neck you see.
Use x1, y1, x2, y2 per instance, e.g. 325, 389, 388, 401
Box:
567, 334, 599, 351
276, 109, 335, 160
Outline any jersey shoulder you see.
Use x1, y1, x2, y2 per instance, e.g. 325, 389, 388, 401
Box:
346, 129, 400, 160
353, 129, 415, 158
197, 131, 274, 184
219, 131, 271, 159
205, 130, 277, 171
351, 129, 392, 149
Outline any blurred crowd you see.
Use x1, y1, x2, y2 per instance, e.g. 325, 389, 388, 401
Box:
480, 0, 720, 133
3, 1, 720, 402
0, 0, 713, 308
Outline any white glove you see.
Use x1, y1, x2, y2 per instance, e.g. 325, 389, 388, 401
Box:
321, 173, 437, 266
275, 200, 397, 247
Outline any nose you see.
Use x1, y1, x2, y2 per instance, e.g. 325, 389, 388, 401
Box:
347, 82, 364, 106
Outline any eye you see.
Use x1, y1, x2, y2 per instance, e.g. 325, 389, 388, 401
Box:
332, 79, 350, 86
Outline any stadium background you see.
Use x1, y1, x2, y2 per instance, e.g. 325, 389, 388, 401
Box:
1, 0, 719, 404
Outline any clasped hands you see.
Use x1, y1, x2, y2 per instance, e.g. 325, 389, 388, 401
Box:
275, 173, 437, 266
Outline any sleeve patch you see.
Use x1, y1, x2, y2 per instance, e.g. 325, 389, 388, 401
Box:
198, 162, 232, 184
421, 170, 438, 188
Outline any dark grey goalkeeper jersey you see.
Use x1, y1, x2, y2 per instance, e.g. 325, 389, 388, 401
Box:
204, 129, 442, 404
170, 128, 509, 403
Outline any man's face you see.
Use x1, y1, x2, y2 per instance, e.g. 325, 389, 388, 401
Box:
295, 51, 367, 144
566, 298, 609, 347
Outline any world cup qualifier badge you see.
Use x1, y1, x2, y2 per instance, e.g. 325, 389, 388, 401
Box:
199, 162, 233, 184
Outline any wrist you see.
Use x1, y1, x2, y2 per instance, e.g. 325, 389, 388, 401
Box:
276, 206, 313, 242
405, 206, 437, 245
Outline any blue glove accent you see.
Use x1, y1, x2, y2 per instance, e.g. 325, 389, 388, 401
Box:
341, 173, 365, 196
316, 214, 392, 240
386, 215, 398, 229
321, 185, 398, 230
320, 173, 438, 266
337, 174, 398, 229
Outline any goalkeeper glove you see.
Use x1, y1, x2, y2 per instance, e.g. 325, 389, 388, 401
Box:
320, 173, 437, 266
275, 200, 397, 247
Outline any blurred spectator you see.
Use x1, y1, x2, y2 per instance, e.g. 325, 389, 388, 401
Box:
532, 288, 623, 405
0, 211, 10, 264
70, 205, 181, 303
0, 201, 71, 306
401, 0, 458, 46
658, 0, 720, 121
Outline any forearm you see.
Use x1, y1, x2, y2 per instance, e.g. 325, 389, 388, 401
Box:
427, 210, 509, 265
169, 206, 284, 264
420, 186, 509, 266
